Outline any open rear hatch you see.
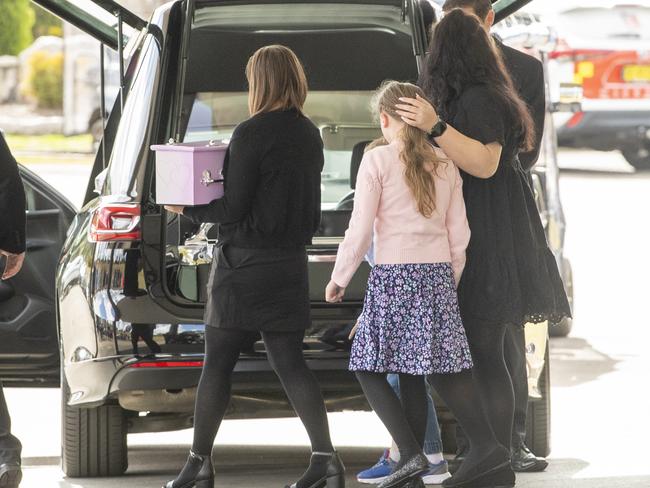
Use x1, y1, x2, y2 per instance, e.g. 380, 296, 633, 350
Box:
158, 0, 534, 353
154, 0, 424, 354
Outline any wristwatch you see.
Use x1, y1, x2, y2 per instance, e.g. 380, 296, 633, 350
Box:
427, 119, 448, 138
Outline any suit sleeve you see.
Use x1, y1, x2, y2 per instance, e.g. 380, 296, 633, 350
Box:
518, 58, 546, 171
0, 133, 26, 254
183, 128, 262, 225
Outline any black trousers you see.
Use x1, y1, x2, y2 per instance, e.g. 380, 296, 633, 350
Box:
456, 324, 528, 451
0, 382, 21, 464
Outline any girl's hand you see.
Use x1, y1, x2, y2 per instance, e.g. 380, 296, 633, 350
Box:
325, 280, 346, 303
164, 205, 185, 215
395, 94, 439, 133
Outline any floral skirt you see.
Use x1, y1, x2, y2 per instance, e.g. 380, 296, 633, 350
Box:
349, 263, 474, 375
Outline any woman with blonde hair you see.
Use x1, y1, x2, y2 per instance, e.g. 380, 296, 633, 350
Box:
326, 81, 494, 488
164, 45, 344, 488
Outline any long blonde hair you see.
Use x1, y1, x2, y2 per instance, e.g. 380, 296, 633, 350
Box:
245, 45, 308, 116
370, 81, 440, 217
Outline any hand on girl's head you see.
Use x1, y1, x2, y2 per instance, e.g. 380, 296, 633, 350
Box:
395, 95, 438, 132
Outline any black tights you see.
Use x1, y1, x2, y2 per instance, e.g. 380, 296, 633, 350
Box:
356, 372, 427, 461
428, 369, 500, 479
464, 322, 515, 450
192, 327, 334, 456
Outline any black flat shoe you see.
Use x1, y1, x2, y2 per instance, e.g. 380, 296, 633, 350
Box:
511, 444, 548, 473
163, 450, 214, 488
285, 451, 345, 488
0, 463, 22, 488
442, 447, 514, 488
377, 453, 428, 488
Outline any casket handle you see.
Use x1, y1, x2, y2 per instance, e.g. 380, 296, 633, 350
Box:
201, 170, 224, 186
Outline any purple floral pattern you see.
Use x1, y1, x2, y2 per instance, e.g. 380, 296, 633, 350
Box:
349, 263, 474, 375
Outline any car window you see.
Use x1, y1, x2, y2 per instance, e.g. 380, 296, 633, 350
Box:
184, 91, 381, 210
103, 36, 161, 198
181, 2, 418, 209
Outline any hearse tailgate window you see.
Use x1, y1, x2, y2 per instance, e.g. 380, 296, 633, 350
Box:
181, 2, 419, 210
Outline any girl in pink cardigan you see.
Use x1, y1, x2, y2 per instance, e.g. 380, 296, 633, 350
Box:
325, 81, 474, 487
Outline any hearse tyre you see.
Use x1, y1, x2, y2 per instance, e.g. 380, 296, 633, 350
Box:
61, 377, 128, 477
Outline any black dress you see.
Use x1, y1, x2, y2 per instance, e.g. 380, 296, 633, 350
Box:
446, 85, 571, 328
183, 109, 324, 331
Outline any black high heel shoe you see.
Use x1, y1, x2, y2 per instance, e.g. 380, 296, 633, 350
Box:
377, 453, 429, 488
285, 451, 345, 488
442, 446, 514, 488
163, 450, 214, 488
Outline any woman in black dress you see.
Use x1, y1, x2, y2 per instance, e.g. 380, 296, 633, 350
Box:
164, 45, 344, 488
395, 10, 571, 487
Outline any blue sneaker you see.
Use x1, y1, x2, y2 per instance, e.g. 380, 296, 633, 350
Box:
422, 460, 451, 485
357, 449, 397, 484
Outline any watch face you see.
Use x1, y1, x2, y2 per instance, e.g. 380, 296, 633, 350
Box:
430, 120, 447, 137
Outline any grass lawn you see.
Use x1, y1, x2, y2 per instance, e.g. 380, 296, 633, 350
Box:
6, 133, 95, 155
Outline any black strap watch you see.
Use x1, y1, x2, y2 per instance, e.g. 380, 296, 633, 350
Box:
427, 119, 448, 138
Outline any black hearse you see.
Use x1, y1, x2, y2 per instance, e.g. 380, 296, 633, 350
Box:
0, 0, 559, 477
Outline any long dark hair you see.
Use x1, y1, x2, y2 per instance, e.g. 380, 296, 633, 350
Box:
420, 9, 535, 152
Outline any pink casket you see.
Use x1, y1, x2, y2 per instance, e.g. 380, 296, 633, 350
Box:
151, 140, 228, 206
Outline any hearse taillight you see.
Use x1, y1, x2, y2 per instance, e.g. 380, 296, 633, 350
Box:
89, 204, 141, 242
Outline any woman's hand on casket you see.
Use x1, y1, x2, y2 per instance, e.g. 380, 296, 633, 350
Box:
164, 205, 185, 215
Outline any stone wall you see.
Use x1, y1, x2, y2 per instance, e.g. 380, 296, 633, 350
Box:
0, 56, 19, 103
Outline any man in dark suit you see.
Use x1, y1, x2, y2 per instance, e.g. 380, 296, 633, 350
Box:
440, 0, 548, 473
0, 130, 26, 488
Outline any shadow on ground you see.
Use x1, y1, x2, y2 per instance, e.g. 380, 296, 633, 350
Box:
43, 445, 382, 488
44, 446, 650, 488
549, 337, 619, 388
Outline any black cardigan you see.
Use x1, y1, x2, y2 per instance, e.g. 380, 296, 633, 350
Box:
0, 132, 26, 254
183, 109, 324, 248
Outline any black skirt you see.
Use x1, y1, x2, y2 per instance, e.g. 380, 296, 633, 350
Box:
458, 163, 572, 329
204, 245, 311, 331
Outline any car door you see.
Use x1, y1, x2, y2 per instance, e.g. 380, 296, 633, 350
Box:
0, 165, 75, 385
0, 1, 147, 385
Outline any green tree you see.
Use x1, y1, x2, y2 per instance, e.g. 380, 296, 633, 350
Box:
26, 51, 63, 109
0, 0, 35, 55
33, 4, 62, 38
